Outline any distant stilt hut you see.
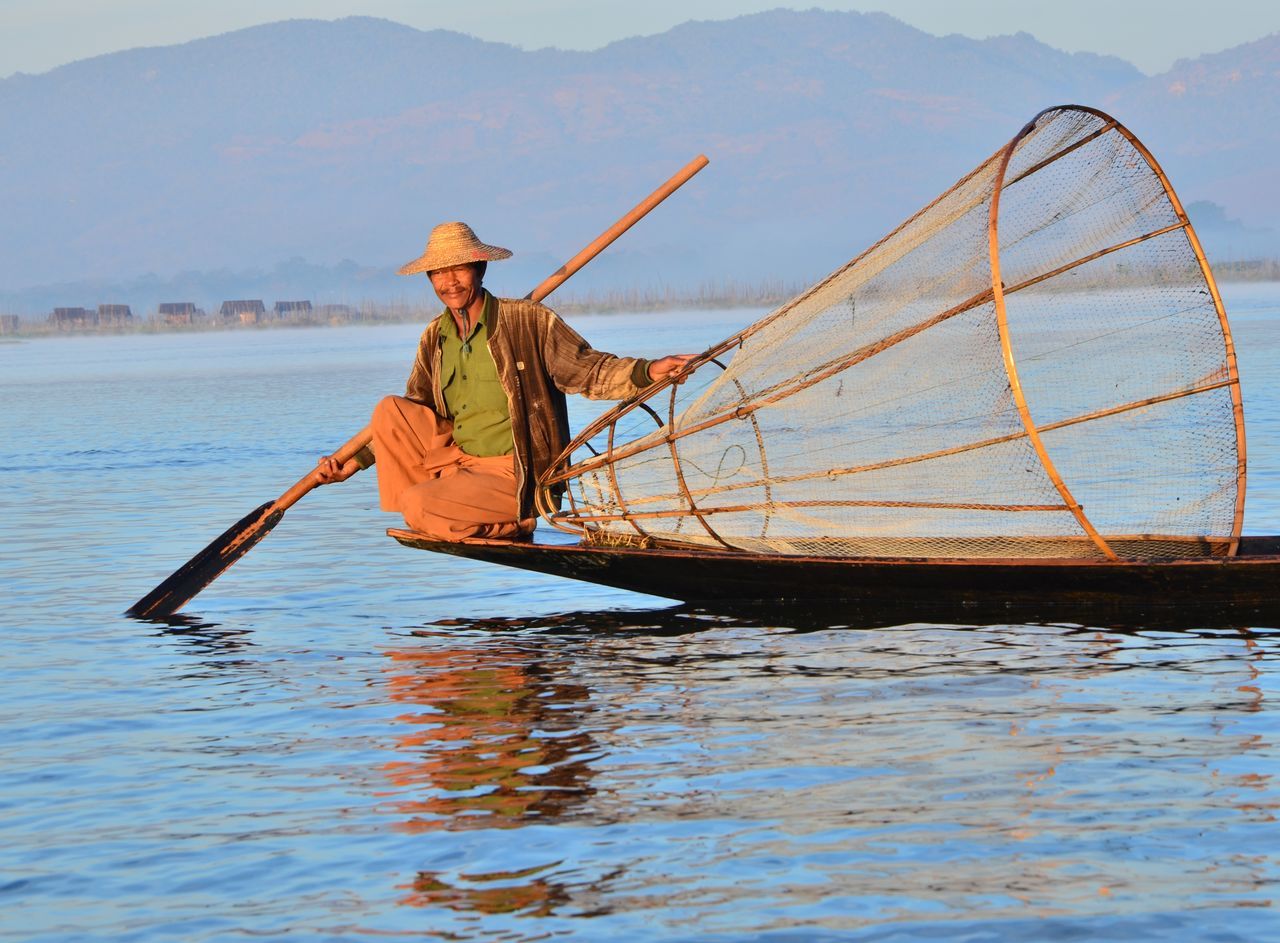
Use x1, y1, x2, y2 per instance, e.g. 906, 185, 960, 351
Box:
97, 304, 133, 326
317, 303, 354, 324
220, 300, 266, 325
49, 307, 96, 330
273, 300, 312, 320
158, 302, 200, 325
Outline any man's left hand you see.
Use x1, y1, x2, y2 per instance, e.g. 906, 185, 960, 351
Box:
647, 354, 697, 383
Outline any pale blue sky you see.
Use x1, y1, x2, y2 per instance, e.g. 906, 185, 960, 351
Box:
3, 0, 1279, 78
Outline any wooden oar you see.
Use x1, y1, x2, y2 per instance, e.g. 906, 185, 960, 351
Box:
127, 154, 710, 619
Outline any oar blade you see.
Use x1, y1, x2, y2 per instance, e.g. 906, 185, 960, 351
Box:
127, 501, 285, 619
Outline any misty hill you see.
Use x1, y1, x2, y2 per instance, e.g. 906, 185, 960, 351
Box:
0, 10, 1275, 315
1106, 32, 1280, 232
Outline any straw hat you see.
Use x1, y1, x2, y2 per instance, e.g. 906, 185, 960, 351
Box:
397, 222, 512, 276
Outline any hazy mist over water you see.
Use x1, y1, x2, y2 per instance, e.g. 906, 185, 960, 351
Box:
2, 290, 1280, 941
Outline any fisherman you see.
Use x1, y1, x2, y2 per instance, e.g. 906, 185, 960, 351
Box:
314, 221, 695, 541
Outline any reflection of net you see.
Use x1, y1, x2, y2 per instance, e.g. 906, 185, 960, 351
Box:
540, 106, 1246, 561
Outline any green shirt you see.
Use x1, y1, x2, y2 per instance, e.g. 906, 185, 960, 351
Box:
438, 291, 515, 457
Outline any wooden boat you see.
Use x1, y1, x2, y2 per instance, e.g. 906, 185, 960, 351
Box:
390, 529, 1280, 625
391, 106, 1280, 627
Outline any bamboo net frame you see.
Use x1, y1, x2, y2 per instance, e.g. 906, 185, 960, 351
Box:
537, 106, 1247, 561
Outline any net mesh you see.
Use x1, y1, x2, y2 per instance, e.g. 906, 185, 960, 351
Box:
539, 106, 1246, 561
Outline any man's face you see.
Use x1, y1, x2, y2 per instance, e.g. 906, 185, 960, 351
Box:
428, 263, 482, 313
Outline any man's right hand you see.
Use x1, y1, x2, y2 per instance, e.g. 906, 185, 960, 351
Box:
314, 455, 359, 485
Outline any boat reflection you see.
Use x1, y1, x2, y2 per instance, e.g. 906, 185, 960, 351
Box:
380, 633, 600, 831
379, 623, 605, 916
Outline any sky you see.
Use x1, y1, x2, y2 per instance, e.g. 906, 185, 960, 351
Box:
3, 0, 1280, 78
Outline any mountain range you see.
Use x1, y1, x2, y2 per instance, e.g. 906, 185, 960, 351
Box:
1, 10, 1277, 315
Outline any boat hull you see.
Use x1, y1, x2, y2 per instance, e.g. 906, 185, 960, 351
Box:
389, 529, 1280, 625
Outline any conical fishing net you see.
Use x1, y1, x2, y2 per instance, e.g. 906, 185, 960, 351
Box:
539, 106, 1246, 561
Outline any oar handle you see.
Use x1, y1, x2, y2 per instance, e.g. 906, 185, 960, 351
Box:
277, 424, 373, 512
525, 155, 709, 303
330, 424, 375, 464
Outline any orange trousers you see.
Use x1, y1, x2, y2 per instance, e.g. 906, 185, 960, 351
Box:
370, 395, 535, 541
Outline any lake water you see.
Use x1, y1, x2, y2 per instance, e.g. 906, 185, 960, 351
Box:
3, 286, 1280, 942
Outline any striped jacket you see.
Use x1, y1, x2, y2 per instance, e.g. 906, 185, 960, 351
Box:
403, 294, 651, 519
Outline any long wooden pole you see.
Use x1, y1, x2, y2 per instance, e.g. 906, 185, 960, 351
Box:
127, 154, 710, 619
